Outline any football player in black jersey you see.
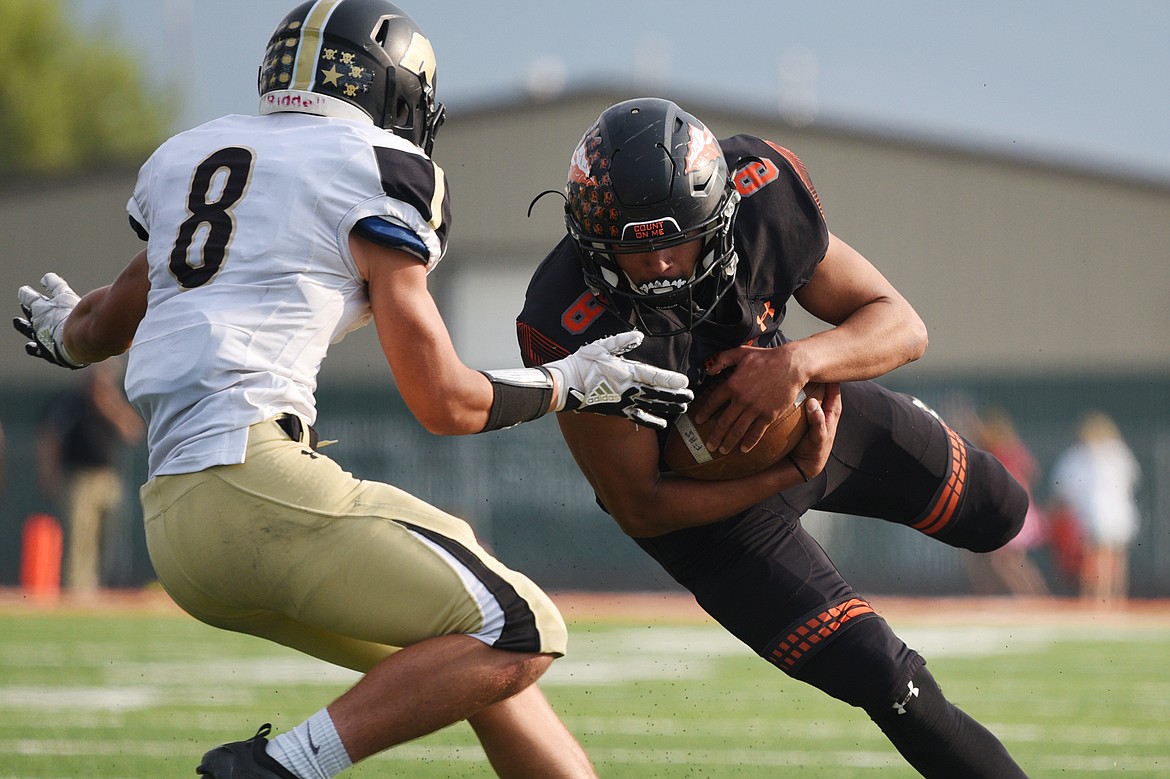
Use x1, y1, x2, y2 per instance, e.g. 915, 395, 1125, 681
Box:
518, 97, 1029, 777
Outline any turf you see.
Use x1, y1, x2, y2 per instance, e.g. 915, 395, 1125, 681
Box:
0, 596, 1167, 778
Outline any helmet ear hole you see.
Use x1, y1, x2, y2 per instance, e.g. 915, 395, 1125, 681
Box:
395, 96, 413, 128
373, 18, 391, 46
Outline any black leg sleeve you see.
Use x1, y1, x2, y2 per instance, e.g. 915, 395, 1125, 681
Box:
868, 665, 1027, 779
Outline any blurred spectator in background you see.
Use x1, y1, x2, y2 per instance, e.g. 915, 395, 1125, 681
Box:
1050, 410, 1141, 606
36, 360, 143, 595
966, 408, 1050, 596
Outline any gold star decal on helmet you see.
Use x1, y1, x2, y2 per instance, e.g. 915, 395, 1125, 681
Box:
321, 64, 342, 86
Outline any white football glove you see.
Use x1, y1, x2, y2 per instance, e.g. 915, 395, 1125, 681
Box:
545, 331, 692, 429
14, 273, 87, 369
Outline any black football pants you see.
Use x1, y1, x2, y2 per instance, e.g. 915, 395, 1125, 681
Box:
635, 380, 1028, 776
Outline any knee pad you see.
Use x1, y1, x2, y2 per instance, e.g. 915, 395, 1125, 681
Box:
781, 608, 924, 711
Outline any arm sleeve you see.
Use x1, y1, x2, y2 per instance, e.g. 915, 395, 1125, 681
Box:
353, 215, 428, 262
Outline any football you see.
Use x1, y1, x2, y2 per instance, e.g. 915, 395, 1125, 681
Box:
663, 382, 825, 481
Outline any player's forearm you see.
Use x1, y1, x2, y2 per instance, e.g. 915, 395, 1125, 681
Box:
62, 251, 151, 364
63, 287, 134, 363
592, 387, 838, 537
599, 459, 809, 538
795, 297, 926, 383
64, 290, 126, 362
399, 364, 494, 435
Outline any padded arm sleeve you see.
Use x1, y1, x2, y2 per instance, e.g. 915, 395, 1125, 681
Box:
479, 367, 556, 431
353, 215, 429, 262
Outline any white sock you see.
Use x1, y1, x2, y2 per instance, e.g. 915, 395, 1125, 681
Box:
267, 708, 353, 779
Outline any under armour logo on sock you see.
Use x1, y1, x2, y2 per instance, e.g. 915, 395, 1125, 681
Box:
892, 679, 920, 715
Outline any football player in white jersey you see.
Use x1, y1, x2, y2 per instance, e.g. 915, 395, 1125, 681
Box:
12, 2, 691, 777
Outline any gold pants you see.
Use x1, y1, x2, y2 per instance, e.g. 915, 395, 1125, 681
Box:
141, 417, 566, 672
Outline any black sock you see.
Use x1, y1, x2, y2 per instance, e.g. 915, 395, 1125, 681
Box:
868, 666, 1027, 778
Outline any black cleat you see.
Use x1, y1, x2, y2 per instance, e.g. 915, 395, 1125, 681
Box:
196, 723, 299, 779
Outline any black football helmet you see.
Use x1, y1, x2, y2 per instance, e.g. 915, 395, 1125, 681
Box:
564, 97, 740, 335
258, 0, 445, 154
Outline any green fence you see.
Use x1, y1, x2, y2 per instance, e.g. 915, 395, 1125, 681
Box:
1, 373, 1167, 596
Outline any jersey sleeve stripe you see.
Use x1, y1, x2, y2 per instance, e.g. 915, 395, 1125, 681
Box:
517, 321, 571, 367
429, 161, 447, 235
764, 140, 825, 220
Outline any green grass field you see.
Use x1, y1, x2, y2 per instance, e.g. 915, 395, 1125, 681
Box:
1, 593, 1167, 778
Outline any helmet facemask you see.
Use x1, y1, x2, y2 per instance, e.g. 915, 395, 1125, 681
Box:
568, 186, 741, 336
385, 72, 445, 154
411, 84, 445, 155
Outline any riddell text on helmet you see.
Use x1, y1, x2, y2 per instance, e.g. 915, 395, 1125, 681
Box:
262, 92, 331, 112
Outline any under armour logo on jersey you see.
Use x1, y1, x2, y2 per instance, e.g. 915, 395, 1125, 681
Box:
892, 679, 920, 715
755, 300, 776, 332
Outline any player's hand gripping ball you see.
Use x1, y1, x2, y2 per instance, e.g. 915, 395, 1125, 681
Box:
663, 382, 826, 480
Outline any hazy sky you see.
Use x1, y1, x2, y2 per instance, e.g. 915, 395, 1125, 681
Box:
74, 0, 1170, 184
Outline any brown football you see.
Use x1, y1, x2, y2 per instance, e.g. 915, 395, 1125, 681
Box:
663, 382, 825, 481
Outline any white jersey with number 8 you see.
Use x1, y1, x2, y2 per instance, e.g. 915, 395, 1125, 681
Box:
125, 112, 451, 477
